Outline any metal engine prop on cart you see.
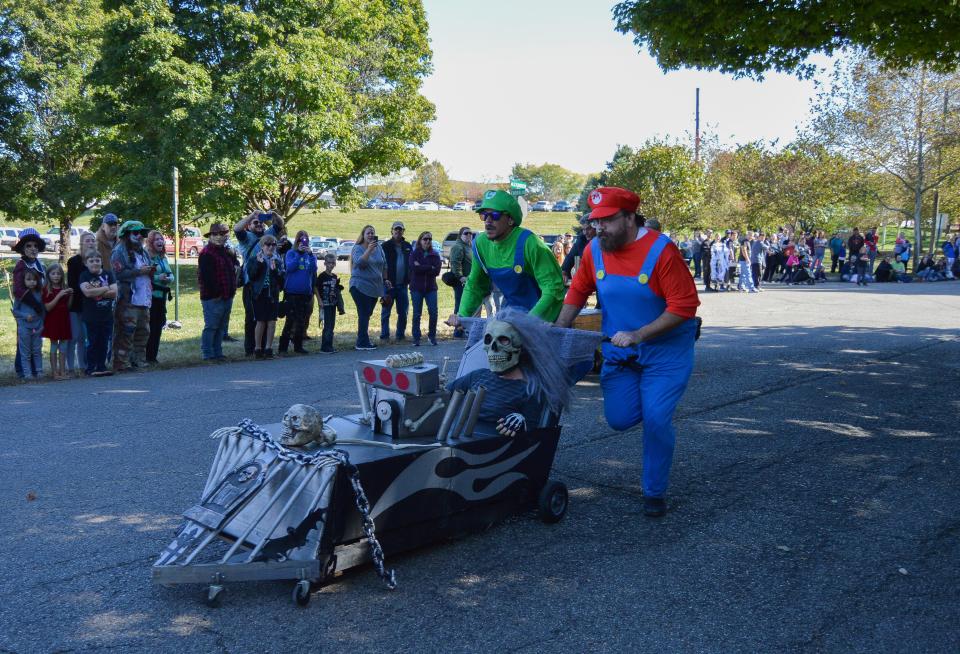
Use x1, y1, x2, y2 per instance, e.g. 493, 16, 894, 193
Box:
152, 419, 395, 605
357, 355, 451, 439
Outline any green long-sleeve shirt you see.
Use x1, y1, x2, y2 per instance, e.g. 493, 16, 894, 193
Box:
458, 227, 565, 321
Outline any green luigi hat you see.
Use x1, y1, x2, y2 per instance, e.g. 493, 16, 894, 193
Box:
118, 220, 150, 238
476, 189, 523, 225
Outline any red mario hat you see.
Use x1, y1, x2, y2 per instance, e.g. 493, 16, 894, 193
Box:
586, 186, 640, 220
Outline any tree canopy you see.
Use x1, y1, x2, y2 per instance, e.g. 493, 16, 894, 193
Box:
510, 162, 585, 202
93, 0, 435, 228
612, 1, 960, 79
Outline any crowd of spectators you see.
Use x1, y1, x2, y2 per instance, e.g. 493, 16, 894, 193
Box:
7, 211, 960, 382
675, 228, 959, 292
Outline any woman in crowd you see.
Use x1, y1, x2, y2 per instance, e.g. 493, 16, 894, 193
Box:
279, 230, 317, 354
145, 230, 175, 364
66, 231, 97, 374
42, 263, 73, 379
551, 239, 565, 266
349, 224, 386, 351
408, 231, 442, 346
244, 234, 285, 358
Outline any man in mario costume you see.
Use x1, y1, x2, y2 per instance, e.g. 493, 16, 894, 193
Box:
555, 187, 700, 517
447, 189, 565, 328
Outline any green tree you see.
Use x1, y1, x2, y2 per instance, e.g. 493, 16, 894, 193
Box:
410, 160, 452, 204
0, 0, 106, 258
809, 54, 960, 266
604, 140, 705, 232
613, 1, 960, 79
94, 0, 435, 229
510, 162, 585, 202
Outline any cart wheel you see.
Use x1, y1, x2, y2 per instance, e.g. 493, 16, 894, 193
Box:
538, 481, 568, 523
205, 584, 224, 608
293, 579, 311, 607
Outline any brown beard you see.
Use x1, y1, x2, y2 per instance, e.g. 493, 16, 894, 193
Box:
599, 228, 632, 252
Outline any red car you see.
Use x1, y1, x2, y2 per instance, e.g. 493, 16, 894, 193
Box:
164, 227, 205, 258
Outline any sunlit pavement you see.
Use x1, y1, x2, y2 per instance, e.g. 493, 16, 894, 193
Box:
1, 282, 958, 652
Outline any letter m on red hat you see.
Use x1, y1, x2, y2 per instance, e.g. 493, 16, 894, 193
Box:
587, 186, 640, 219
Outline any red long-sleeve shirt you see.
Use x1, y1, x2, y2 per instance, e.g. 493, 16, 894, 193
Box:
564, 231, 700, 319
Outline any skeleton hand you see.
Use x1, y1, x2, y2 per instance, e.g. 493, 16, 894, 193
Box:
496, 413, 526, 437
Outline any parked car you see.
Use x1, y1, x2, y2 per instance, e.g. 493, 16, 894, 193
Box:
540, 234, 561, 246
336, 240, 356, 260
417, 201, 440, 211
453, 201, 472, 211
552, 200, 574, 212
472, 200, 482, 211
531, 200, 553, 212
438, 204, 454, 211
378, 201, 401, 210
399, 201, 420, 211
441, 229, 480, 259
365, 199, 381, 209
42, 227, 92, 253
164, 226, 205, 258
431, 241, 450, 268
310, 237, 337, 257
1, 227, 20, 251
323, 237, 342, 246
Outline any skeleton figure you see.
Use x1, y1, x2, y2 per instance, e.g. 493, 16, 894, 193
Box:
280, 404, 337, 447
482, 319, 522, 373
497, 413, 526, 437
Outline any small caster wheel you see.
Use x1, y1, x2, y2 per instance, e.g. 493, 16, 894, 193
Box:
293, 579, 312, 607
205, 584, 224, 607
538, 480, 568, 524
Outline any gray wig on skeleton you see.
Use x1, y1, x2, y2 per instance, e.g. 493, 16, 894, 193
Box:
493, 307, 572, 414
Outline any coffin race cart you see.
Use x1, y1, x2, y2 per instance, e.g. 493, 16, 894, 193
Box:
152, 317, 602, 606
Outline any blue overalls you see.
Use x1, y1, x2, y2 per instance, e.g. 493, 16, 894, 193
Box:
592, 234, 696, 498
473, 229, 541, 312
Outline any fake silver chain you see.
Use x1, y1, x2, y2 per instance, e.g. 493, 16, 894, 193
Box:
235, 419, 397, 589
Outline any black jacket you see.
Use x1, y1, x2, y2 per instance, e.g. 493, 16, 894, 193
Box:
382, 238, 413, 286
561, 233, 590, 277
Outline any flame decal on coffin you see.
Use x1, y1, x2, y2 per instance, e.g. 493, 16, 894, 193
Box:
370, 441, 540, 519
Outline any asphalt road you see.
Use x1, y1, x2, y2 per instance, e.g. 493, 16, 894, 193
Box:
2, 282, 958, 653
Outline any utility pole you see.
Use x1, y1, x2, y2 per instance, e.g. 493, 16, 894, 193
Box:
694, 87, 701, 164
172, 167, 181, 325
930, 90, 948, 254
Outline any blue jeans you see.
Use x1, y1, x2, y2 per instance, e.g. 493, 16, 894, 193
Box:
380, 284, 409, 339
68, 312, 86, 371
737, 261, 755, 290
201, 297, 233, 359
84, 320, 112, 374
17, 324, 43, 379
410, 289, 438, 343
350, 287, 378, 348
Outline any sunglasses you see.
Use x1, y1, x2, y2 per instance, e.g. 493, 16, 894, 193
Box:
480, 211, 505, 221
422, 237, 433, 241
211, 230, 229, 236
250, 221, 262, 227
262, 243, 276, 247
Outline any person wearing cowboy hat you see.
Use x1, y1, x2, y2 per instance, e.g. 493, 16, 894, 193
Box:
446, 189, 565, 330
555, 187, 700, 517
12, 228, 48, 378
110, 220, 154, 372
198, 222, 239, 360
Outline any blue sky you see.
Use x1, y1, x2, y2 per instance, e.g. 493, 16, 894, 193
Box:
419, 0, 825, 182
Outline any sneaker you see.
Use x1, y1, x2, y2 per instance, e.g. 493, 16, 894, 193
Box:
320, 347, 334, 354
355, 344, 377, 351
643, 496, 667, 517
412, 340, 420, 347
222, 334, 238, 342
264, 348, 274, 359
429, 339, 438, 346
255, 350, 265, 359
293, 348, 309, 354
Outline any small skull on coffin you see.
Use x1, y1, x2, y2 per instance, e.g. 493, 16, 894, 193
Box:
280, 404, 337, 448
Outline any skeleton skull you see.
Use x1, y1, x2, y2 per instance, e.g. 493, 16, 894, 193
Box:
280, 404, 336, 447
483, 319, 522, 373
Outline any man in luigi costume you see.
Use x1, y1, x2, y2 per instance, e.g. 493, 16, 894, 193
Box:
110, 220, 155, 372
555, 187, 700, 517
446, 189, 565, 328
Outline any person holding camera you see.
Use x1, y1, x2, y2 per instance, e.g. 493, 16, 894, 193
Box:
278, 230, 317, 354
144, 230, 175, 364
244, 234, 285, 358
350, 224, 387, 350
110, 220, 154, 372
234, 210, 285, 356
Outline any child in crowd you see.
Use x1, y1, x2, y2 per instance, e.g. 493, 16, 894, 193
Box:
42, 263, 74, 379
79, 251, 118, 377
12, 269, 46, 381
779, 244, 799, 283
315, 253, 345, 353
855, 248, 870, 286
